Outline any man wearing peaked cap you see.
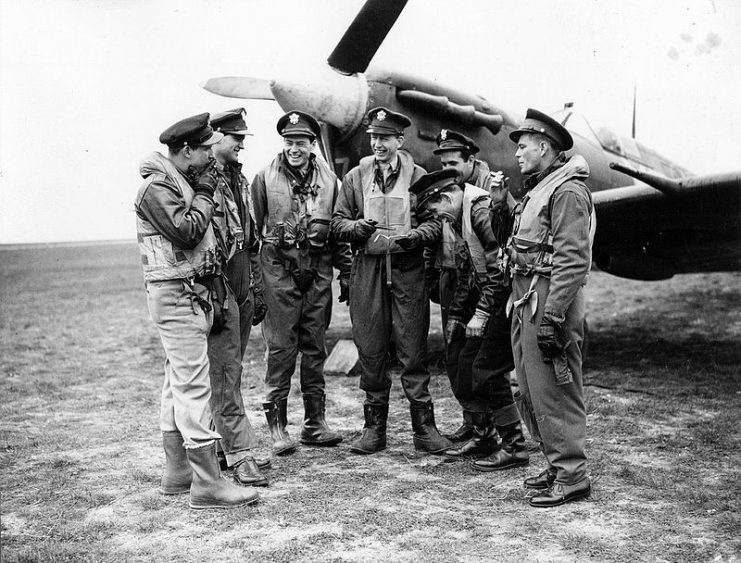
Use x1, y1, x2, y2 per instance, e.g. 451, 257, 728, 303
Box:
251, 110, 351, 456
509, 108, 573, 152
332, 107, 453, 456
135, 113, 259, 510
205, 107, 270, 486
411, 169, 527, 466
276, 110, 321, 139
496, 108, 595, 507
365, 106, 411, 135
429, 131, 519, 445
159, 112, 224, 148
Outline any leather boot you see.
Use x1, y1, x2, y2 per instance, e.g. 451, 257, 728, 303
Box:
160, 431, 192, 495
263, 398, 298, 456
349, 404, 388, 454
232, 456, 269, 487
299, 394, 343, 446
409, 401, 453, 454
444, 422, 473, 443
473, 421, 530, 472
444, 413, 500, 459
186, 443, 259, 509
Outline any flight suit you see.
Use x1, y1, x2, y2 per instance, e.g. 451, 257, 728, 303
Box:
251, 153, 351, 403
331, 151, 438, 405
507, 154, 595, 486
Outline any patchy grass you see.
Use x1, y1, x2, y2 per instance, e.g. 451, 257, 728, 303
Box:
1, 243, 740, 562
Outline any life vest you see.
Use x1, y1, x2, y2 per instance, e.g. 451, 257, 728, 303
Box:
359, 151, 414, 255
262, 155, 337, 250
213, 162, 245, 260
135, 152, 218, 282
508, 155, 595, 276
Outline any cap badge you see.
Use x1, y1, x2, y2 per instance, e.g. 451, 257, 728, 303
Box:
376, 110, 387, 122
440, 129, 447, 140
289, 113, 300, 124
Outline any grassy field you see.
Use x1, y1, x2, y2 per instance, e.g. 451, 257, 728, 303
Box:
1, 242, 739, 563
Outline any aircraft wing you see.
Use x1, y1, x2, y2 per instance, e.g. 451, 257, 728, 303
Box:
591, 164, 741, 280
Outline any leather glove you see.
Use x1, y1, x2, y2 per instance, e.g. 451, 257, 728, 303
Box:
251, 293, 267, 326
353, 219, 377, 240
338, 278, 350, 304
395, 230, 421, 251
466, 309, 490, 338
195, 161, 219, 198
445, 316, 467, 345
537, 313, 567, 359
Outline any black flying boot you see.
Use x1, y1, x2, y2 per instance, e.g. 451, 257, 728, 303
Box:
299, 394, 343, 446
473, 421, 530, 471
409, 401, 453, 454
444, 412, 500, 459
349, 404, 388, 454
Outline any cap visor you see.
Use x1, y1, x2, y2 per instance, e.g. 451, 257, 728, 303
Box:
221, 129, 253, 136
200, 131, 224, 146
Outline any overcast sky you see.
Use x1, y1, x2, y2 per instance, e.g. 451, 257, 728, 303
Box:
1, 0, 739, 244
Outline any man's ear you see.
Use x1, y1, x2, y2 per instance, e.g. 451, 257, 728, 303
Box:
397, 135, 405, 149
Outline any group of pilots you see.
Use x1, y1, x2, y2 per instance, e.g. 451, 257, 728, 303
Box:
135, 103, 595, 511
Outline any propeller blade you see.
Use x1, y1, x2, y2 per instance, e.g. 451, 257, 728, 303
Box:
327, 0, 408, 74
201, 77, 275, 100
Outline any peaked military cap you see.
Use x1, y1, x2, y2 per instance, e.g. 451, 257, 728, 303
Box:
409, 168, 460, 208
276, 110, 321, 139
365, 107, 411, 135
433, 129, 480, 155
211, 108, 253, 136
509, 108, 573, 151
159, 113, 223, 148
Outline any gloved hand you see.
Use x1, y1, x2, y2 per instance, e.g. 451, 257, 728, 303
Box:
395, 230, 421, 251
338, 278, 350, 304
445, 316, 467, 345
195, 161, 219, 198
466, 309, 490, 338
353, 219, 378, 240
537, 313, 567, 359
251, 292, 267, 326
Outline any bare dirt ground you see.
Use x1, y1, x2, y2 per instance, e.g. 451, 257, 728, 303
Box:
1, 242, 739, 563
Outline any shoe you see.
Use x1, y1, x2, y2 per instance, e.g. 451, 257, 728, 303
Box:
524, 467, 557, 490
299, 394, 342, 446
529, 479, 591, 508
349, 404, 388, 455
263, 398, 298, 456
255, 457, 271, 470
409, 401, 453, 454
160, 431, 192, 495
186, 443, 260, 509
232, 457, 269, 487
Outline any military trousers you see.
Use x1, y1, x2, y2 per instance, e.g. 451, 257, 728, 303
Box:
207, 284, 257, 466
146, 279, 221, 449
446, 311, 518, 423
349, 251, 431, 406
511, 274, 588, 485
261, 243, 332, 403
